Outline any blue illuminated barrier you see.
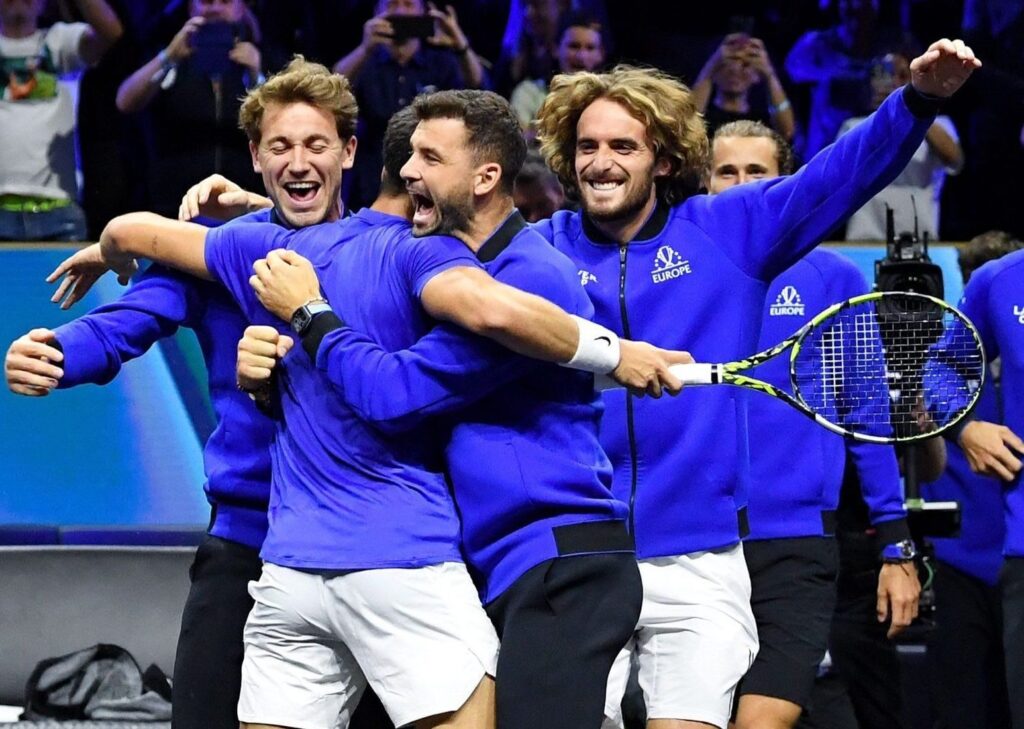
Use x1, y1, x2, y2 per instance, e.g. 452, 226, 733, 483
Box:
0, 245, 211, 542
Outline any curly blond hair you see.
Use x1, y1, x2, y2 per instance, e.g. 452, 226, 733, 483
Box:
239, 56, 358, 144
536, 65, 708, 205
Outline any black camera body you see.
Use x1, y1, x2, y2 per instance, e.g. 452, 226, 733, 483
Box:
873, 206, 960, 539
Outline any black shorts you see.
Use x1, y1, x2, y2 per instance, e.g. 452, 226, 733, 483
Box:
738, 536, 838, 708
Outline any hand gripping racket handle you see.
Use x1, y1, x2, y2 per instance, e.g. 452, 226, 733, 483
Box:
668, 363, 720, 385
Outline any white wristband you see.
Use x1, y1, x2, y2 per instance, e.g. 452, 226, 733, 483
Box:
563, 315, 621, 375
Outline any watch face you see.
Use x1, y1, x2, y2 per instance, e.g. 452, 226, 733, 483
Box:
291, 307, 311, 334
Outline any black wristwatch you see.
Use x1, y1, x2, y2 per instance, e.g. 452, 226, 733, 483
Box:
290, 298, 332, 336
881, 538, 918, 564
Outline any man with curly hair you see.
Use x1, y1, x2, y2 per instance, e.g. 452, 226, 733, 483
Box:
534, 39, 980, 729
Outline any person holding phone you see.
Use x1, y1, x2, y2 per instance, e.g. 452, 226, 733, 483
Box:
115, 0, 263, 219
333, 0, 486, 212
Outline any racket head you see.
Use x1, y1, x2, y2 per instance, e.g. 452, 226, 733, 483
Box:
789, 291, 985, 444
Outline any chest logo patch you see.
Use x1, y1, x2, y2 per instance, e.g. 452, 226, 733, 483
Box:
578, 269, 598, 286
1014, 304, 1024, 324
651, 245, 692, 284
770, 285, 806, 316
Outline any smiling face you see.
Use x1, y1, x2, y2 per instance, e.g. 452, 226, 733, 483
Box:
574, 97, 669, 224
707, 134, 780, 193
251, 101, 355, 228
401, 117, 477, 236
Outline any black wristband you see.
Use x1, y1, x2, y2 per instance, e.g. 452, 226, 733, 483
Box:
455, 44, 470, 55
942, 413, 974, 444
874, 517, 912, 556
902, 84, 943, 119
301, 310, 346, 362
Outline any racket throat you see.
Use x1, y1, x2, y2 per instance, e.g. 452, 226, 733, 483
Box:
668, 363, 722, 386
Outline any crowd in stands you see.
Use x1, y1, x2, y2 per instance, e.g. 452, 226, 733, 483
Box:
1, 0, 1021, 244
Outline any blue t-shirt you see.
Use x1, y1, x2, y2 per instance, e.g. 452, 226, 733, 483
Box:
203, 208, 480, 569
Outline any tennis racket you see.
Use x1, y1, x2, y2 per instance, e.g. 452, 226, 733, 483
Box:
668, 291, 985, 444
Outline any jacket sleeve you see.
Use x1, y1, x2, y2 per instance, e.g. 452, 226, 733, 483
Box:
54, 265, 206, 388
311, 321, 534, 434
697, 85, 937, 282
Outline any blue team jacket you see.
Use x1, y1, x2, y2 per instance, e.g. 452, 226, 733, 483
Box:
954, 250, 1024, 558
747, 248, 907, 542
311, 212, 630, 602
54, 210, 276, 549
534, 86, 935, 559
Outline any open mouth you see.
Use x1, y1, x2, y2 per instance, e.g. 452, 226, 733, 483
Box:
282, 181, 321, 205
410, 191, 437, 228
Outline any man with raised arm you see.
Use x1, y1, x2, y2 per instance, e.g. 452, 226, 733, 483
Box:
532, 39, 978, 729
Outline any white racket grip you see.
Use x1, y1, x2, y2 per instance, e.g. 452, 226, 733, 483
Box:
668, 363, 716, 385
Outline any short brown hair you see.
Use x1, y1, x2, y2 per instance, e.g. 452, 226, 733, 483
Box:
711, 120, 795, 176
959, 230, 1024, 282
239, 56, 358, 144
412, 89, 527, 194
536, 65, 709, 205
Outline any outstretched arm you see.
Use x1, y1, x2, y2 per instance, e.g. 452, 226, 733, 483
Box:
707, 39, 981, 282
250, 249, 688, 396
47, 213, 212, 309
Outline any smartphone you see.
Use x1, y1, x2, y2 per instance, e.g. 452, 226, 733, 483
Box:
191, 21, 236, 77
386, 14, 435, 43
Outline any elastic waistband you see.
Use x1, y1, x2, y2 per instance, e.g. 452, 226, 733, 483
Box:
554, 519, 634, 556
0, 194, 71, 213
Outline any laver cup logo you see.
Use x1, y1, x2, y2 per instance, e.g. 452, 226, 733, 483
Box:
770, 285, 806, 316
1015, 305, 1024, 324
651, 245, 692, 284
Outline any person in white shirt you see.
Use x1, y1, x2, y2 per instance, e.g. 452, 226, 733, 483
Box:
0, 0, 122, 241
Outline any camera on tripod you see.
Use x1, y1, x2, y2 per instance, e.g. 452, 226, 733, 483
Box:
873, 205, 960, 541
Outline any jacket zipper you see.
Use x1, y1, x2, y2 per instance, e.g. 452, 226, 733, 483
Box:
619, 244, 639, 536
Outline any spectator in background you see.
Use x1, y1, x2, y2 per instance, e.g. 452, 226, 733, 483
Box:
513, 150, 565, 222
494, 0, 560, 96
839, 48, 963, 241
785, 0, 912, 159
0, 0, 122, 241
115, 0, 264, 219
334, 0, 486, 211
509, 11, 605, 137
920, 231, 1019, 729
691, 33, 795, 141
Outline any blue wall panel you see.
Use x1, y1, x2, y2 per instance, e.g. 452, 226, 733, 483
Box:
0, 247, 208, 526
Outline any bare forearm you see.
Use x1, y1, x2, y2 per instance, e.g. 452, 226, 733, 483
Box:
116, 56, 164, 112
104, 213, 212, 280
74, 0, 123, 63
766, 74, 795, 140
333, 45, 370, 82
925, 123, 963, 169
691, 65, 714, 113
458, 48, 486, 89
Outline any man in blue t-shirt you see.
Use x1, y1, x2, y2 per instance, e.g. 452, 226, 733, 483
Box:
532, 40, 978, 729
236, 89, 689, 729
705, 119, 917, 729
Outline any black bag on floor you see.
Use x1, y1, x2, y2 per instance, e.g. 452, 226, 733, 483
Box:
23, 643, 172, 721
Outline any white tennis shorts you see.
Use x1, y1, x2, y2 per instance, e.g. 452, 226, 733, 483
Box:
603, 544, 759, 729
238, 561, 499, 729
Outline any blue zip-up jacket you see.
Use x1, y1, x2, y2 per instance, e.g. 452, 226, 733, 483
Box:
747, 248, 908, 542
950, 249, 1024, 557
307, 212, 629, 602
534, 86, 935, 559
922, 372, 1004, 585
53, 209, 276, 549
204, 210, 479, 570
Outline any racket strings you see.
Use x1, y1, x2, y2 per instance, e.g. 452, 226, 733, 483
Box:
793, 297, 983, 438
